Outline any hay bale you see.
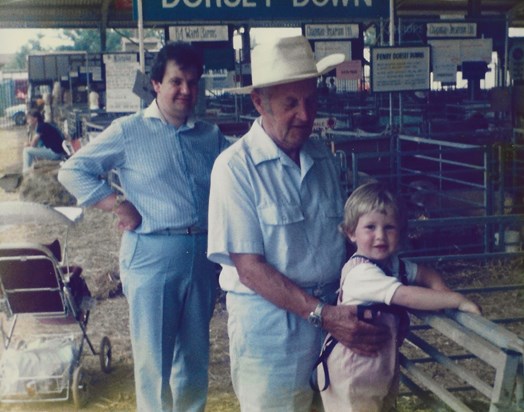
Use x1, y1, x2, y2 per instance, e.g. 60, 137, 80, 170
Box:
19, 160, 76, 206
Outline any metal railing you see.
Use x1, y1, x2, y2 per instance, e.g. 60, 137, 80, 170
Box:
401, 304, 524, 412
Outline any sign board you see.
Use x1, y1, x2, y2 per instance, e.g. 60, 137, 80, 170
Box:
305, 24, 359, 40
371, 46, 430, 92
169, 25, 229, 42
428, 39, 459, 83
104, 53, 141, 113
429, 38, 492, 83
460, 38, 492, 63
427, 22, 476, 38
337, 60, 361, 80
314, 41, 351, 61
134, 0, 389, 22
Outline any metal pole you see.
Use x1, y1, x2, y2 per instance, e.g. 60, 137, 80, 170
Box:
137, 0, 145, 74
504, 17, 509, 87
389, 0, 394, 128
398, 17, 403, 132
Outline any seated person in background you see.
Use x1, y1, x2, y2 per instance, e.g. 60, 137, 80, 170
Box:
23, 109, 67, 173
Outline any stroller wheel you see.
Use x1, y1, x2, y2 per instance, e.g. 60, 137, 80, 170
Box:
99, 336, 112, 373
72, 365, 89, 408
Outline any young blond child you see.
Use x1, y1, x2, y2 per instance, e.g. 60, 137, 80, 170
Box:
318, 181, 481, 412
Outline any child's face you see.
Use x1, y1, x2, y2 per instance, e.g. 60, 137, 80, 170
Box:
348, 207, 400, 263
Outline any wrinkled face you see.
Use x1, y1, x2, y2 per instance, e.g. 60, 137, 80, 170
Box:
349, 207, 400, 264
152, 60, 199, 126
252, 78, 317, 156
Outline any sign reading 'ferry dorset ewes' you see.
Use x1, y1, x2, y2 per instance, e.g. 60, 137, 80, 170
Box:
133, 0, 389, 22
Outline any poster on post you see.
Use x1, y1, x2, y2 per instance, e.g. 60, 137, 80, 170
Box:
371, 46, 430, 92
104, 53, 141, 113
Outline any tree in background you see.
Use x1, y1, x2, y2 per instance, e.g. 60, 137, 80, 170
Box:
4, 28, 163, 70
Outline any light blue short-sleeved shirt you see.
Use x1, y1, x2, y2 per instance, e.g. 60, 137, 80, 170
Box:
58, 101, 229, 234
207, 118, 346, 293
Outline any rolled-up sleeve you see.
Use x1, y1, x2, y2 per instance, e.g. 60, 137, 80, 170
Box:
58, 122, 126, 206
342, 263, 403, 305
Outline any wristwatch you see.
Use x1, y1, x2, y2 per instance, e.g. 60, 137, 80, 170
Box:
307, 302, 325, 328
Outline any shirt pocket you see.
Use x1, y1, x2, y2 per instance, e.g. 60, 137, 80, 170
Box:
258, 203, 305, 226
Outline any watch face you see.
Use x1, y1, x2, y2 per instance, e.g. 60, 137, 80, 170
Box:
308, 313, 322, 327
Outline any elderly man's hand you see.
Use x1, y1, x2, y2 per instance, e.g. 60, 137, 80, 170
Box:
322, 304, 390, 356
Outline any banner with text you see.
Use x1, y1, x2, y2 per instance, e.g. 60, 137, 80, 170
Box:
134, 0, 389, 22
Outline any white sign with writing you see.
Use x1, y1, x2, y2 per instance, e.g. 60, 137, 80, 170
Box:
337, 60, 362, 80
314, 41, 351, 61
104, 53, 141, 113
305, 24, 359, 40
427, 22, 476, 38
169, 25, 229, 42
460, 38, 492, 63
429, 39, 460, 83
371, 47, 430, 92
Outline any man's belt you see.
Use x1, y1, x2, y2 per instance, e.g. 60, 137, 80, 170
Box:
157, 226, 207, 235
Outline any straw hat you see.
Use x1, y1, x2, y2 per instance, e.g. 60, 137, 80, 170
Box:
228, 35, 346, 94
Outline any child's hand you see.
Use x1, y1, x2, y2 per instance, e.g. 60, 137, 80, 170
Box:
458, 298, 482, 315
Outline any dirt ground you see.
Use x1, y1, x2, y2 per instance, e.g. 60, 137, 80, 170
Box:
0, 124, 522, 412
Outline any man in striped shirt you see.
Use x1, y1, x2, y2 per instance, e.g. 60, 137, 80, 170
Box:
58, 42, 229, 412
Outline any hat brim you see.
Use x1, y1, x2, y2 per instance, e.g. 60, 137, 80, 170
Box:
226, 53, 346, 95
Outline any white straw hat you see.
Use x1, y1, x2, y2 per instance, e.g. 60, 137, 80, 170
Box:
227, 35, 346, 94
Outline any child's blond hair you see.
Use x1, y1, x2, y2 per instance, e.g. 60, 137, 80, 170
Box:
341, 182, 408, 238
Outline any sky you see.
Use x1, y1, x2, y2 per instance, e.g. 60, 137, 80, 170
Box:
0, 29, 74, 54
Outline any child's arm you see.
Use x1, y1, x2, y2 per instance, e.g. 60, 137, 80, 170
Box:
391, 285, 481, 314
392, 264, 481, 314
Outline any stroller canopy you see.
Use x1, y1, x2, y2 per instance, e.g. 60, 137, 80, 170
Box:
0, 202, 83, 227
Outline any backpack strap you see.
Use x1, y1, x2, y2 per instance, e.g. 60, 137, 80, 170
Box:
310, 334, 339, 392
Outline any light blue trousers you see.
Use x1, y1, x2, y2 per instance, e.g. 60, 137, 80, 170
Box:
226, 282, 338, 412
22, 146, 64, 172
120, 231, 217, 412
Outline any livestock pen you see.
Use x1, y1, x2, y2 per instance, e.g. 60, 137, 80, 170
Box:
317, 128, 523, 411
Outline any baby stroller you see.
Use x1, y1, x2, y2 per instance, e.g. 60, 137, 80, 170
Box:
0, 201, 112, 409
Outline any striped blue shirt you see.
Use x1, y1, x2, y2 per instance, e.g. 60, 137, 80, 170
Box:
58, 101, 229, 234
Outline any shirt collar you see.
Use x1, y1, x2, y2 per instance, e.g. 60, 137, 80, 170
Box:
143, 99, 196, 128
248, 117, 329, 167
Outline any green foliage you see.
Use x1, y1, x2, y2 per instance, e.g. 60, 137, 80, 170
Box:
56, 29, 134, 53
3, 28, 163, 70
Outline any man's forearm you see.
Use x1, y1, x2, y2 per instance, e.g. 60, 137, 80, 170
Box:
230, 253, 319, 320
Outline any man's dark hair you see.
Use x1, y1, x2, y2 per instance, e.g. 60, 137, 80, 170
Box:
150, 42, 204, 83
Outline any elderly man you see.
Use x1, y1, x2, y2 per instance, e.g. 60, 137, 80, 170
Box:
207, 35, 389, 411
59, 42, 229, 411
